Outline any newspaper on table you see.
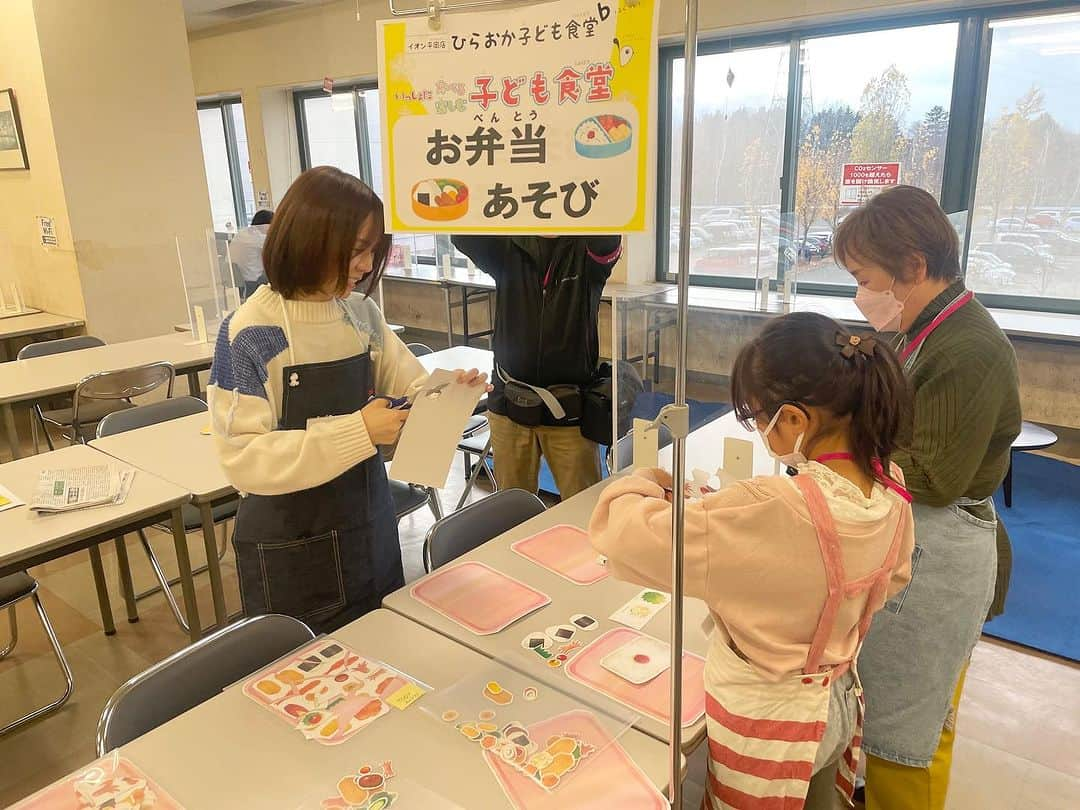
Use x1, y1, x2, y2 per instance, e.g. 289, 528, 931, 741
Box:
30, 465, 135, 513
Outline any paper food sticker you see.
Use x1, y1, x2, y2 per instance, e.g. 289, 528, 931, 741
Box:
483, 681, 514, 705
242, 640, 424, 745
322, 761, 397, 810
570, 614, 598, 631
608, 589, 670, 630
8, 756, 184, 810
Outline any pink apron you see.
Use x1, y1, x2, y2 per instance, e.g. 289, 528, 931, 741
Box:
703, 473, 908, 809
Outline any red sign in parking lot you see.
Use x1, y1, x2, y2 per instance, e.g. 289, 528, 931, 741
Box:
840, 162, 901, 207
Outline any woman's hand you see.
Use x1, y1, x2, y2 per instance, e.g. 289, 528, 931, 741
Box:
361, 399, 409, 445
455, 368, 494, 393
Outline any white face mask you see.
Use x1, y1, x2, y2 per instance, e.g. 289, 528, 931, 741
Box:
758, 407, 807, 472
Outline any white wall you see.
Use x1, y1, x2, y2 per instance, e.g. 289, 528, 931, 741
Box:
33, 0, 214, 342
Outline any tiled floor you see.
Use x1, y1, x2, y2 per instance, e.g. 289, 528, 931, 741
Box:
1, 428, 1078, 808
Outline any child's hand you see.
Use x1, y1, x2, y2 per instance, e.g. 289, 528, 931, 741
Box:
455, 368, 494, 393
361, 399, 409, 445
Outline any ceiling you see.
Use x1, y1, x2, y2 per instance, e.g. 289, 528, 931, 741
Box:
183, 0, 338, 31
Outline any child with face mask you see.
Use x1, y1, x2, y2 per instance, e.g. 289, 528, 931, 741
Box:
589, 312, 915, 810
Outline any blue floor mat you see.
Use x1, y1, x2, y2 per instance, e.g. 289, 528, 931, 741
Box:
983, 452, 1080, 662
538, 393, 730, 496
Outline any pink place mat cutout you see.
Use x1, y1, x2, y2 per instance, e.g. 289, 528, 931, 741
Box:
565, 627, 706, 728
11, 756, 183, 809
484, 709, 666, 810
511, 524, 609, 586
410, 561, 550, 635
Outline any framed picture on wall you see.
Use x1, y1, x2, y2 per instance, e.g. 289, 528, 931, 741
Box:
0, 88, 29, 171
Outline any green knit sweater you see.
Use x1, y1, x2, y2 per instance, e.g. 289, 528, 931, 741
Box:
891, 282, 1022, 618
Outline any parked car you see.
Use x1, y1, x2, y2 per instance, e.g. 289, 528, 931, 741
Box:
1029, 230, 1080, 256
670, 225, 708, 251
1065, 216, 1080, 234
1027, 211, 1061, 228
995, 217, 1038, 232
976, 241, 1048, 276
967, 250, 1016, 287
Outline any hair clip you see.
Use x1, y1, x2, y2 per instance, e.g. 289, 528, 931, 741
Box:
836, 332, 876, 360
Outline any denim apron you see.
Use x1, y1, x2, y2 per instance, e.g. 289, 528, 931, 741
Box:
231, 303, 402, 634
859, 291, 998, 767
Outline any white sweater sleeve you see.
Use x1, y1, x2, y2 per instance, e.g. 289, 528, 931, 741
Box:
208, 347, 378, 497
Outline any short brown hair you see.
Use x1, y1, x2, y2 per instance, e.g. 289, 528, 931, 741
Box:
263, 166, 391, 298
833, 185, 960, 282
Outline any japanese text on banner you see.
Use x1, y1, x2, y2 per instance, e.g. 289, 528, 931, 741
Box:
376, 0, 658, 234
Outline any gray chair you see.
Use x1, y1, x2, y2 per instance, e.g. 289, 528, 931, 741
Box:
424, 488, 545, 572
391, 479, 443, 523
406, 342, 434, 356
97, 397, 237, 633
0, 572, 74, 736
70, 362, 175, 443
608, 425, 674, 473
17, 336, 125, 451
96, 614, 314, 755
456, 430, 496, 509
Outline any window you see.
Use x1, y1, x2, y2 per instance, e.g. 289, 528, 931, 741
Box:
295, 84, 438, 265
658, 4, 1080, 313
197, 98, 255, 233
969, 12, 1080, 302
793, 23, 958, 287
664, 44, 790, 281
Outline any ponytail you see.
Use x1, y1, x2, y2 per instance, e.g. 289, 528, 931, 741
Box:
731, 312, 912, 481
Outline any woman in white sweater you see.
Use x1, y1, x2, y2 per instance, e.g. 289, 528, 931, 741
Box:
208, 167, 486, 630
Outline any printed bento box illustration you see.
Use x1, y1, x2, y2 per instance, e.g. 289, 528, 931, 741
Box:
574, 115, 633, 159
412, 178, 469, 221
480, 710, 666, 809
9, 755, 183, 810
243, 639, 424, 745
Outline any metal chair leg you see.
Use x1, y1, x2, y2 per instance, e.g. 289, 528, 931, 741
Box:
133, 518, 229, 605
0, 594, 75, 736
0, 606, 17, 658
455, 436, 495, 511
137, 529, 190, 633
426, 487, 444, 521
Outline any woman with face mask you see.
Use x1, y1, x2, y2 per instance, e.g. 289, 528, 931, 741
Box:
833, 185, 1021, 810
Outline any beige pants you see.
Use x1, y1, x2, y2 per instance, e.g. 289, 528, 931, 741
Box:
486, 412, 601, 499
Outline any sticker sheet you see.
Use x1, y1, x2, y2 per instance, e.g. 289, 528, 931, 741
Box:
484, 710, 667, 810
10, 755, 183, 810
510, 525, 609, 586
410, 561, 550, 635
565, 627, 706, 727
242, 639, 426, 745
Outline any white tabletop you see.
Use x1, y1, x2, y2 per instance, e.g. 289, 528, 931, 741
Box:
90, 413, 232, 503
0, 444, 190, 576
0, 311, 85, 341
417, 346, 494, 380
117, 609, 675, 809
0, 332, 214, 405
383, 476, 711, 752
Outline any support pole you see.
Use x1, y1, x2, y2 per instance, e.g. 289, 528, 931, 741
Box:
669, 0, 699, 805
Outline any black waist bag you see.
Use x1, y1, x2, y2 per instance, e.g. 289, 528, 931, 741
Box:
501, 369, 581, 427
581, 361, 644, 446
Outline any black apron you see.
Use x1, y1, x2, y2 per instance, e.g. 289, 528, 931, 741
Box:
232, 345, 402, 634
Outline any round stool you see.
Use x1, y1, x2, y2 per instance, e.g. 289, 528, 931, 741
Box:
1005, 422, 1059, 508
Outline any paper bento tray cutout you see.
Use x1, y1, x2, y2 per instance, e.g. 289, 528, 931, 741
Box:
510, 525, 609, 586
242, 639, 426, 745
410, 561, 550, 635
10, 754, 183, 810
484, 710, 666, 810
565, 627, 706, 728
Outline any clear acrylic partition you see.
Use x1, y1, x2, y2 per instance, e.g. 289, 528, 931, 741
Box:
0, 227, 33, 317
419, 663, 640, 809
176, 229, 236, 342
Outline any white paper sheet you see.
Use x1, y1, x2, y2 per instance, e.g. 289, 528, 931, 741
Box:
389, 369, 485, 489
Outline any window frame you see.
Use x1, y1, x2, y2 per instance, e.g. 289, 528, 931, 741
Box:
656, 1, 1080, 314
196, 96, 251, 231
293, 81, 377, 184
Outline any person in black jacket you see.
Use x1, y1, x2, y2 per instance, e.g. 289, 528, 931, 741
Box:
451, 235, 622, 498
